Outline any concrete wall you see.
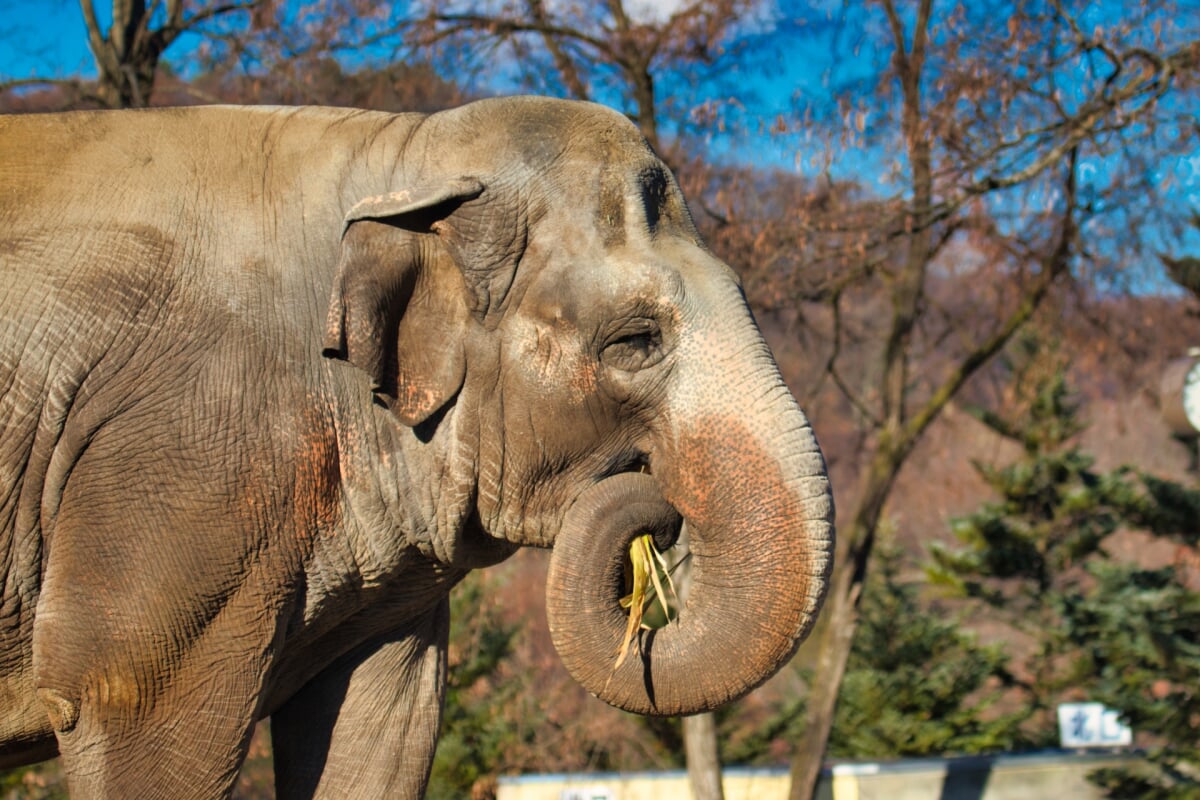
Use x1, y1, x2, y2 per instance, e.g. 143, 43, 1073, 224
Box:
496, 752, 1137, 800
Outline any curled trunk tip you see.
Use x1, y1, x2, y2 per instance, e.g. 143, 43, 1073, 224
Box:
546, 464, 832, 716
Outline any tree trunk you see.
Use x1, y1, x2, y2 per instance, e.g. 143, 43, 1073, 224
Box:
789, 3, 935, 795
786, 458, 898, 800
785, 565, 858, 799
685, 713, 725, 800
677, 527, 726, 800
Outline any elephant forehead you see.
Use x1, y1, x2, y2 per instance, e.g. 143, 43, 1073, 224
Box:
522, 248, 685, 332
590, 160, 694, 248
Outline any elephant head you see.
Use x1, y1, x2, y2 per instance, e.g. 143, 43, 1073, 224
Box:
322, 97, 834, 716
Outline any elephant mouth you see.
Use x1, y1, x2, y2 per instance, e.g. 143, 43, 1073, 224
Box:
590, 457, 683, 590
545, 473, 682, 710
601, 451, 653, 481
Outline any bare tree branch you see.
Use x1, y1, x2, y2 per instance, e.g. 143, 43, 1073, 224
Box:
526, 0, 589, 100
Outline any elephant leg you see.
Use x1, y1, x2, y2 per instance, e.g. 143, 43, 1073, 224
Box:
34, 604, 276, 800
32, 519, 281, 798
272, 600, 450, 800
33, 571, 279, 800
42, 663, 267, 800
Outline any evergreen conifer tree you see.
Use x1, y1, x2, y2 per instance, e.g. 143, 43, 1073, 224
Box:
829, 539, 1025, 758
931, 339, 1200, 796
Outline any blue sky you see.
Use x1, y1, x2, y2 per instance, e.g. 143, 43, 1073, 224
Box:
0, 1, 837, 167
2, 2, 95, 79
2, 0, 1196, 275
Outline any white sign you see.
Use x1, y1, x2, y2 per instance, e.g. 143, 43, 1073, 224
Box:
1057, 703, 1133, 748
560, 788, 613, 800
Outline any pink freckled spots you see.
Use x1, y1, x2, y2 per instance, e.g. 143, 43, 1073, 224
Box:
345, 191, 413, 217
569, 359, 598, 396
663, 417, 800, 535
396, 382, 439, 420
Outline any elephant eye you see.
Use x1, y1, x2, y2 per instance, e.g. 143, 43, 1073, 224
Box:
601, 318, 664, 372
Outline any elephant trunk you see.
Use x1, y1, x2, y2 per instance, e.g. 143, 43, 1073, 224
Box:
546, 338, 834, 716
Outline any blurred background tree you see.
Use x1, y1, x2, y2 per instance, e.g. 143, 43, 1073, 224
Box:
1068, 565, 1200, 799
1162, 214, 1200, 299
0, 0, 261, 108
401, 0, 760, 157
930, 335, 1200, 796
829, 538, 1026, 759
778, 2, 1198, 792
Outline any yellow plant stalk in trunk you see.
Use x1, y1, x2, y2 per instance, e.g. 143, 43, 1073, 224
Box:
613, 534, 679, 671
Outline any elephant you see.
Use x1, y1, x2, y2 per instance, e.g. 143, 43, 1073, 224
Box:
0, 96, 834, 798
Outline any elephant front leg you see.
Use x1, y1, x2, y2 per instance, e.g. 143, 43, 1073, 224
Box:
37, 666, 267, 800
32, 584, 281, 800
271, 600, 449, 800
31, 512, 287, 798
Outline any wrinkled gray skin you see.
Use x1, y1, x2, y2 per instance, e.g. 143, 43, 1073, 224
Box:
0, 97, 834, 798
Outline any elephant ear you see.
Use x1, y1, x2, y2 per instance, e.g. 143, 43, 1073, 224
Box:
322, 178, 484, 426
